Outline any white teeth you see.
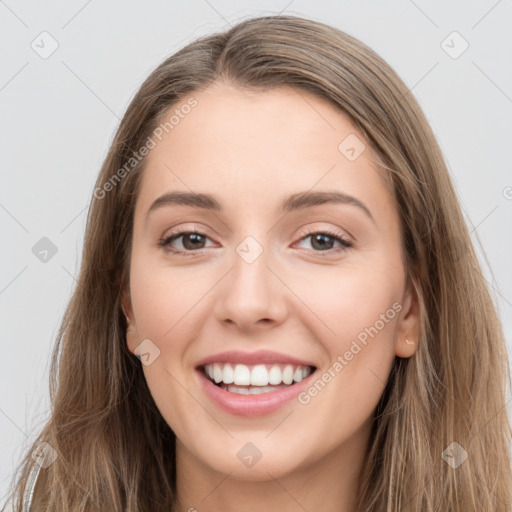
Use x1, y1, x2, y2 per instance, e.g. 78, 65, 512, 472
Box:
282, 365, 294, 384
221, 383, 290, 394
250, 365, 269, 386
268, 365, 282, 385
203, 362, 313, 387
293, 366, 303, 382
233, 364, 251, 385
248, 385, 276, 395
213, 363, 223, 383
294, 366, 312, 382
222, 363, 234, 384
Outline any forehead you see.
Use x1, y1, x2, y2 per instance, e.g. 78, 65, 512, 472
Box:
135, 82, 394, 224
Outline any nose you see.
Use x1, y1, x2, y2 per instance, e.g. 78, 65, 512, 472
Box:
213, 238, 288, 332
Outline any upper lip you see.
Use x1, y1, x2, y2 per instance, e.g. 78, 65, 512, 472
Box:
195, 350, 316, 368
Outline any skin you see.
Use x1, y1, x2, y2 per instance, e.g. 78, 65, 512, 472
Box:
122, 81, 420, 512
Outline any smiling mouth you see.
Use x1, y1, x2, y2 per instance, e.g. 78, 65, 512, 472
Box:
200, 362, 317, 395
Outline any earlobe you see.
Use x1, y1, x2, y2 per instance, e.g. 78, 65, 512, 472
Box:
125, 326, 138, 354
396, 337, 417, 358
394, 276, 421, 358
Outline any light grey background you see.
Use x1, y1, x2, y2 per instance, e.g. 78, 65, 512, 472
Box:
1, 0, 511, 506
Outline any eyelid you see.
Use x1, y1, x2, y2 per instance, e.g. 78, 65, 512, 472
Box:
160, 223, 215, 243
158, 223, 353, 257
296, 224, 352, 242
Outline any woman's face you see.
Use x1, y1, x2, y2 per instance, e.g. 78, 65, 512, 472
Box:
123, 81, 419, 481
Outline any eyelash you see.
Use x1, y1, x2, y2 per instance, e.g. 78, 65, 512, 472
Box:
157, 227, 353, 257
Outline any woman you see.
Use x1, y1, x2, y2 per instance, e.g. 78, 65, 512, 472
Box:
5, 14, 511, 511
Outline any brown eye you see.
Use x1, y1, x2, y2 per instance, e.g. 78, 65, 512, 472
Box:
179, 233, 207, 250
158, 230, 214, 255
309, 233, 336, 251
296, 229, 353, 253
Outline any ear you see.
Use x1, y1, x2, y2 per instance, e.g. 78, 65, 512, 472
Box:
121, 286, 134, 323
120, 286, 137, 353
394, 275, 421, 358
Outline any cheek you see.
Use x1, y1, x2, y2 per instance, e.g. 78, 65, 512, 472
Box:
130, 261, 199, 432
297, 289, 399, 439
293, 260, 402, 344
129, 252, 208, 340
294, 261, 402, 412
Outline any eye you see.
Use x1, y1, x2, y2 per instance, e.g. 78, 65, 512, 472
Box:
158, 229, 215, 255
158, 227, 353, 256
294, 228, 353, 254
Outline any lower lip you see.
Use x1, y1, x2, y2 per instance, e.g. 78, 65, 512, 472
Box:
196, 368, 316, 417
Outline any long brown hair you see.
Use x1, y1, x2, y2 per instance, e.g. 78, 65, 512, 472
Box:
4, 14, 511, 511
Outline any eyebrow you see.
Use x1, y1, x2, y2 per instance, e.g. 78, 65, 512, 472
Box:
146, 190, 375, 224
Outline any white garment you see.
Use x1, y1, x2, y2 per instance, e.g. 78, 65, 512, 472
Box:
22, 459, 42, 512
